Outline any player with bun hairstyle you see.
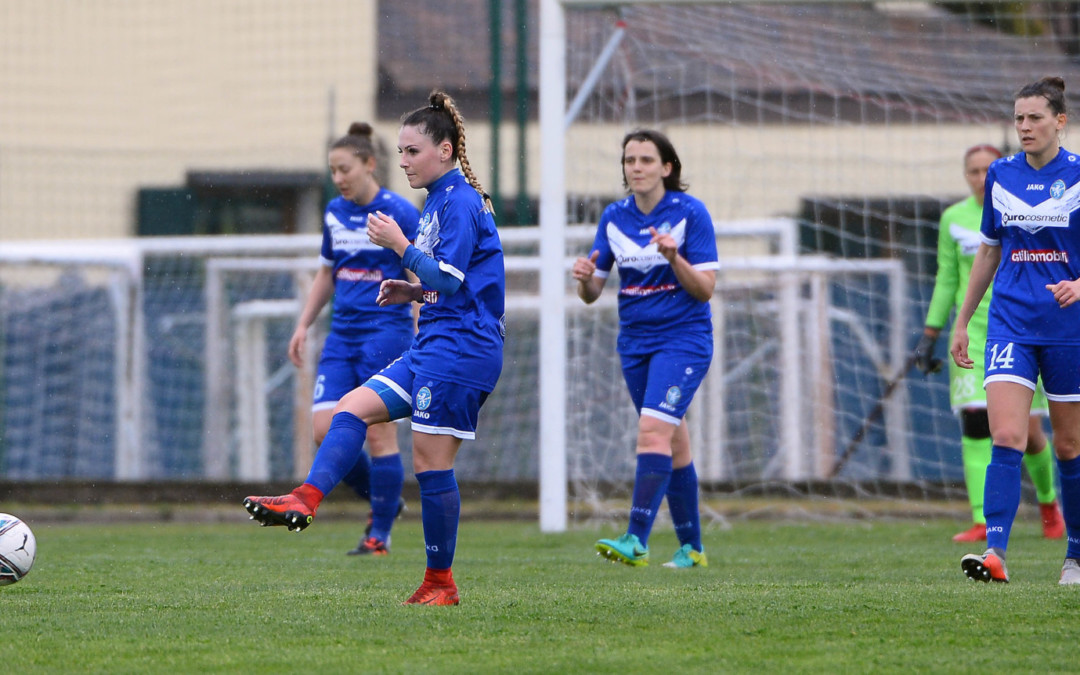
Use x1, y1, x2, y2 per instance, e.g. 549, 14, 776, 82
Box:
285, 122, 419, 556
245, 91, 505, 606
573, 128, 718, 569
915, 142, 1063, 543
952, 76, 1080, 584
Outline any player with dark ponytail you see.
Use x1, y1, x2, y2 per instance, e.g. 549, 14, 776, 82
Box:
953, 76, 1080, 585
915, 142, 1063, 544
245, 91, 505, 606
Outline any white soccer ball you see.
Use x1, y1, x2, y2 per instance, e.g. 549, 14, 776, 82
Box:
0, 513, 37, 586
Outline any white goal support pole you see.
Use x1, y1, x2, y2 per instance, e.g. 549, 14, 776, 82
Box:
539, 0, 568, 532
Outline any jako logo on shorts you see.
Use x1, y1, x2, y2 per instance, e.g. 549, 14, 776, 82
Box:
665, 386, 682, 406
415, 386, 432, 419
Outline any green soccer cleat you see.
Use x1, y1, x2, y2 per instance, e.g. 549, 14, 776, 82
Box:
595, 533, 649, 567
662, 544, 708, 569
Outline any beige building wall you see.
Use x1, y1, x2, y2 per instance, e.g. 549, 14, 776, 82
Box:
1, 0, 379, 241
556, 123, 1013, 223
1, 1, 1014, 241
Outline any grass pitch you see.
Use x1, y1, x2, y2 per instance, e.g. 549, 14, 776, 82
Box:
2, 515, 1078, 673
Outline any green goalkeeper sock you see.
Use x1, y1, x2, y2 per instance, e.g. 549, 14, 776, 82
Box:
961, 435, 992, 524
1024, 440, 1058, 505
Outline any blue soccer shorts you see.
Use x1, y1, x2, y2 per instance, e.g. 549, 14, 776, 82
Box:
312, 327, 413, 413
364, 352, 490, 439
619, 333, 712, 425
984, 339, 1080, 402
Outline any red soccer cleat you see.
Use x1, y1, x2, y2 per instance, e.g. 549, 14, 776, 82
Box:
1040, 501, 1065, 539
961, 549, 1009, 583
403, 582, 460, 606
951, 523, 987, 543
347, 536, 390, 556
243, 485, 322, 532
403, 568, 459, 606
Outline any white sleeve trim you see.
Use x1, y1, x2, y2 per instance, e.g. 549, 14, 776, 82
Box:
980, 233, 1000, 247
438, 260, 465, 282
692, 261, 720, 271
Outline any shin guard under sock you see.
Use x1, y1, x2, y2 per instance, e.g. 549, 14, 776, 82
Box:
626, 453, 673, 548
666, 462, 702, 551
368, 454, 405, 542
417, 469, 460, 570
961, 436, 992, 524
983, 446, 1024, 554
1056, 455, 1080, 559
1024, 440, 1058, 505
340, 451, 372, 502
305, 412, 368, 496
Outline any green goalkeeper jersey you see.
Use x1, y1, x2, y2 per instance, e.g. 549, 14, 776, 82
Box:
925, 195, 990, 341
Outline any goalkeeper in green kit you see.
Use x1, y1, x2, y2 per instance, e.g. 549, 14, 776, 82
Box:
915, 143, 1064, 542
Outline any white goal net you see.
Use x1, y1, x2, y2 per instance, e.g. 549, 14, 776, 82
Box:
539, 0, 1080, 526
6, 1, 1080, 530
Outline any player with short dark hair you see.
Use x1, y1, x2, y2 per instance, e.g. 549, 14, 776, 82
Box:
915, 143, 1063, 543
573, 128, 718, 569
952, 76, 1080, 584
245, 91, 505, 605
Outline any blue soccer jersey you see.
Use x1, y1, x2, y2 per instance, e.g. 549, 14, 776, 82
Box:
321, 189, 421, 335
408, 168, 505, 392
591, 191, 719, 349
981, 148, 1080, 345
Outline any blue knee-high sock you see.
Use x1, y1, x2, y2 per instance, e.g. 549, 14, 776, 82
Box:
340, 451, 372, 501
417, 469, 459, 570
984, 445, 1024, 555
304, 412, 368, 496
368, 454, 404, 543
626, 452, 673, 548
666, 462, 702, 552
1056, 455, 1080, 559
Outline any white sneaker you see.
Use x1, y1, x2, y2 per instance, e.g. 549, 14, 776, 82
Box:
1059, 558, 1080, 586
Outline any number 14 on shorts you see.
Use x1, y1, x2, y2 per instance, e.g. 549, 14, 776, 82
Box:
987, 341, 1015, 372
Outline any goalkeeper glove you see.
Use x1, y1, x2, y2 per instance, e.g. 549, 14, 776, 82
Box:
913, 333, 942, 374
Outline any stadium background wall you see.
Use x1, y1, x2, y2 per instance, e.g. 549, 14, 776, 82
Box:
1, 1, 1008, 241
